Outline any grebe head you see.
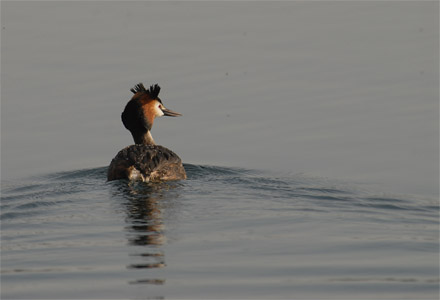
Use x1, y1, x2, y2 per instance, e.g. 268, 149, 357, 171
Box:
122, 83, 182, 145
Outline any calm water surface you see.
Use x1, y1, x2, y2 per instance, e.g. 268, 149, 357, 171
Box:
1, 2, 439, 299
1, 166, 438, 299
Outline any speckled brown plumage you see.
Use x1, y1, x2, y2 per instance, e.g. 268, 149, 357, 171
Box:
107, 144, 186, 182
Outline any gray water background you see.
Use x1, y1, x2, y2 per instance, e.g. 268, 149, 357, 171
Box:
1, 165, 438, 299
2, 1, 438, 196
1, 1, 439, 299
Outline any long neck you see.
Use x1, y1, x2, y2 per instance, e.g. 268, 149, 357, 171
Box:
132, 130, 155, 145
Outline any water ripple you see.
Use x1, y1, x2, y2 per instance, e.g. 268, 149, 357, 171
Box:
1, 165, 438, 299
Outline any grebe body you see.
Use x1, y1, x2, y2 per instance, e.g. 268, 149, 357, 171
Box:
107, 83, 186, 182
108, 144, 186, 182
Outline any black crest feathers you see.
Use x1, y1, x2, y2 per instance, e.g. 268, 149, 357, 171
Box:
130, 83, 161, 99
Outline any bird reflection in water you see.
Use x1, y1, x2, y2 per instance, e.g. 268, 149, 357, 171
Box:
115, 181, 181, 286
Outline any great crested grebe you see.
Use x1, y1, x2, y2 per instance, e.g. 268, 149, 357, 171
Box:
107, 83, 186, 182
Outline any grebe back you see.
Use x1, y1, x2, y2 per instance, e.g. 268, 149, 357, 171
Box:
107, 83, 186, 182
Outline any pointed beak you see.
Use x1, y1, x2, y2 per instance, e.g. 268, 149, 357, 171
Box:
162, 107, 182, 117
